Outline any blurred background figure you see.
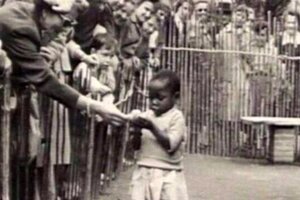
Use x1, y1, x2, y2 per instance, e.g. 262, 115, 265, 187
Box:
216, 4, 252, 121
245, 21, 278, 116
215, 0, 234, 29
189, 0, 216, 48
245, 6, 255, 32
276, 12, 300, 116
170, 0, 193, 46
149, 0, 171, 70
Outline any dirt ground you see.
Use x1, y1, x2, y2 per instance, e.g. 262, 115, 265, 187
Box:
101, 155, 300, 200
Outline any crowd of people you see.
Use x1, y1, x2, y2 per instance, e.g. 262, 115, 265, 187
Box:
0, 0, 300, 199
0, 0, 188, 199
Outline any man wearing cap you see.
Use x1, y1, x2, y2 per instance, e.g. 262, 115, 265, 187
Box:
0, 0, 128, 198
0, 0, 128, 120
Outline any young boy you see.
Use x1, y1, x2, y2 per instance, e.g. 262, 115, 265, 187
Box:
73, 32, 118, 103
129, 70, 189, 200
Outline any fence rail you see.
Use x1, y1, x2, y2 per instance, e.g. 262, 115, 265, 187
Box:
156, 14, 300, 158
0, 59, 139, 200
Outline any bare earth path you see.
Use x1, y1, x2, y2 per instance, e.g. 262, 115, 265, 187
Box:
101, 155, 300, 200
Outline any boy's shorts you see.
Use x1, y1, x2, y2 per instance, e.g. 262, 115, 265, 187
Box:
130, 166, 189, 200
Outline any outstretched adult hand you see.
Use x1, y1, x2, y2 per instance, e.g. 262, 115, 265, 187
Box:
94, 102, 129, 126
77, 96, 129, 126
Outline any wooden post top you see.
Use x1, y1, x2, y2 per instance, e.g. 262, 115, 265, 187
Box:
241, 117, 300, 126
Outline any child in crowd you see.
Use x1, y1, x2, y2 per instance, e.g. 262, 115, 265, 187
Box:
129, 70, 189, 200
73, 30, 118, 103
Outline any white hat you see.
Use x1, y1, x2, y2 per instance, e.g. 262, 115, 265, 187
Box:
43, 0, 75, 13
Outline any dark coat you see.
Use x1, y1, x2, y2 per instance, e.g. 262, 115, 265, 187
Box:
0, 2, 79, 108
73, 2, 114, 53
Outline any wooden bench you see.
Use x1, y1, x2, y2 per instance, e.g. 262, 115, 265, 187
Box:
241, 117, 300, 163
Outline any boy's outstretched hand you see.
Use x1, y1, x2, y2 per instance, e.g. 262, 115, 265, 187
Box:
131, 116, 153, 130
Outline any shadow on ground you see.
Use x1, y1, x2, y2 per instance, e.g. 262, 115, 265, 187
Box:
101, 155, 300, 200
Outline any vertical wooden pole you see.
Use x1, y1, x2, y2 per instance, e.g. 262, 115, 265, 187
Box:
1, 67, 11, 200
83, 116, 95, 200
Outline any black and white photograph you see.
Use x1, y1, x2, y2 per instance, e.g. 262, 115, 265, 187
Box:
1, 0, 300, 199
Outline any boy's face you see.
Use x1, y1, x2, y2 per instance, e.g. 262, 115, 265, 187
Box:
95, 47, 114, 69
148, 79, 177, 116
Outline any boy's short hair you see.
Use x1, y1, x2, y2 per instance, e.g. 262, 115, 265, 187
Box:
151, 70, 180, 94
91, 34, 118, 53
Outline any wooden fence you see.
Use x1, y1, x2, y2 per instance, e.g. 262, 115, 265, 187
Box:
154, 13, 300, 159
0, 61, 138, 200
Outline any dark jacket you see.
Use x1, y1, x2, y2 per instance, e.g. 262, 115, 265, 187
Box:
0, 2, 79, 108
73, 2, 114, 53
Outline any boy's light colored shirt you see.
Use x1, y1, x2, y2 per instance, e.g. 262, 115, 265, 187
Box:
137, 107, 187, 170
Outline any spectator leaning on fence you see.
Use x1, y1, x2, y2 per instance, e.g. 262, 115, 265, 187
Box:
136, 14, 159, 69
170, 0, 193, 46
111, 0, 136, 41
189, 0, 216, 48
73, 0, 115, 54
118, 0, 154, 97
129, 70, 188, 200
0, 0, 128, 123
149, 0, 171, 69
0, 0, 128, 198
120, 0, 154, 60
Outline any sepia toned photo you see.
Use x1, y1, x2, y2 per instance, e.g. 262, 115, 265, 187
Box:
0, 0, 300, 199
